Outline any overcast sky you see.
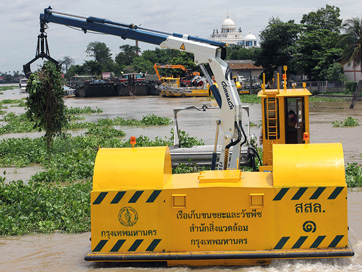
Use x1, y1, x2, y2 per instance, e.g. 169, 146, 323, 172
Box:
0, 0, 361, 74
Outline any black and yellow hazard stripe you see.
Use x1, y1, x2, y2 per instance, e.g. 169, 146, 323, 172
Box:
92, 239, 162, 253
92, 190, 162, 205
273, 187, 345, 201
274, 235, 345, 250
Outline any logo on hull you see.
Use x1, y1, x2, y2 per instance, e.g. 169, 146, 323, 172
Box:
118, 206, 138, 226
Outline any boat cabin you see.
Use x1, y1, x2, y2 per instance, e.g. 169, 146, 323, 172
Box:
258, 83, 311, 172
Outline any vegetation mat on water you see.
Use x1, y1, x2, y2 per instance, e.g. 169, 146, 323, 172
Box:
345, 163, 362, 187
0, 178, 91, 235
0, 111, 171, 135
0, 86, 18, 93
332, 116, 360, 127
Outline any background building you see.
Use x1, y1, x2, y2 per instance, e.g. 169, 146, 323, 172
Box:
343, 63, 362, 82
210, 14, 258, 47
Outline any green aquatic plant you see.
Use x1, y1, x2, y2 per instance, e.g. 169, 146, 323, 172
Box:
170, 128, 204, 148
332, 116, 360, 127
345, 163, 362, 187
65, 106, 102, 115
239, 94, 261, 104
26, 62, 68, 152
0, 86, 18, 92
0, 179, 91, 235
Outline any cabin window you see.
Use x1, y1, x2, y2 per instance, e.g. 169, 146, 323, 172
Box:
285, 97, 305, 144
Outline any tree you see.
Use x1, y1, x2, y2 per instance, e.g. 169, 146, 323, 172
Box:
58, 56, 74, 73
300, 4, 342, 33
324, 62, 346, 82
296, 5, 343, 80
26, 62, 68, 152
86, 42, 114, 72
339, 17, 362, 108
115, 45, 140, 67
226, 46, 260, 60
340, 17, 362, 69
254, 17, 300, 81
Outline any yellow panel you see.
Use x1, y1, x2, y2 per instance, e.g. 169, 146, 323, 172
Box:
250, 193, 264, 207
93, 146, 172, 191
273, 143, 345, 187
173, 194, 186, 208
198, 170, 241, 183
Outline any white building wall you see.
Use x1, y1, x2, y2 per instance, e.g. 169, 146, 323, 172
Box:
344, 63, 362, 82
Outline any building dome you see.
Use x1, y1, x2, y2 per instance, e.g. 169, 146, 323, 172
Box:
245, 32, 257, 41
222, 17, 236, 28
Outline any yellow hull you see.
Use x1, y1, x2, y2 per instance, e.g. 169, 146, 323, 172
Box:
160, 89, 209, 97
86, 145, 354, 266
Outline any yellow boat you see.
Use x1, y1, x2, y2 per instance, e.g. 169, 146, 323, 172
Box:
158, 77, 210, 97
85, 79, 354, 266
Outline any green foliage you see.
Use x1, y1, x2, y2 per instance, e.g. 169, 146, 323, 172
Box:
0, 137, 48, 167
345, 163, 362, 187
115, 45, 140, 72
85, 126, 126, 138
339, 17, 362, 67
300, 4, 342, 33
346, 81, 358, 94
26, 62, 68, 152
66, 106, 102, 115
0, 112, 38, 134
0, 86, 18, 92
0, 179, 91, 235
332, 117, 360, 127
173, 163, 209, 174
226, 46, 260, 60
86, 42, 115, 72
170, 128, 204, 148
254, 17, 300, 81
324, 62, 347, 82
309, 96, 348, 102
239, 94, 261, 104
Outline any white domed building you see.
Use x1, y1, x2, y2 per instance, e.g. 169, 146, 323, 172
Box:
210, 14, 258, 47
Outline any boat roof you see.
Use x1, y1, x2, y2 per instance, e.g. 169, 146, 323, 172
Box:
258, 88, 312, 98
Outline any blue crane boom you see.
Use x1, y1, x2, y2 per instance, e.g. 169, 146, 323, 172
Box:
25, 6, 245, 171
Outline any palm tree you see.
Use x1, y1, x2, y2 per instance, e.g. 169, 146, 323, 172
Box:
339, 17, 362, 108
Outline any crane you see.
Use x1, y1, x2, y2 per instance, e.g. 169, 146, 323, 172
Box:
26, 6, 246, 171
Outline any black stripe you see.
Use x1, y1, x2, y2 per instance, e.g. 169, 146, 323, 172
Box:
129, 191, 144, 203
146, 239, 161, 251
329, 235, 344, 248
93, 240, 108, 252
111, 191, 126, 204
310, 187, 326, 200
110, 239, 126, 252
292, 187, 308, 200
274, 237, 290, 249
328, 187, 344, 200
292, 236, 308, 249
146, 190, 162, 203
273, 188, 289, 201
129, 239, 143, 251
310, 236, 326, 248
93, 192, 108, 205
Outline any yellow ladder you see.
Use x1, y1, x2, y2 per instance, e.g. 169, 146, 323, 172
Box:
266, 93, 278, 165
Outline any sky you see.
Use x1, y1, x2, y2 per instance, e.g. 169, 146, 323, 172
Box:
0, 0, 361, 74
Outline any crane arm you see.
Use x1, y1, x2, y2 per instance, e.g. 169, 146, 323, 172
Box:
35, 7, 245, 170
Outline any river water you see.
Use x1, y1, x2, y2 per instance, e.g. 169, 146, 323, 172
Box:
0, 87, 361, 271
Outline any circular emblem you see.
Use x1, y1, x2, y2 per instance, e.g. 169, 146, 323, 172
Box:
118, 206, 138, 226
303, 221, 316, 233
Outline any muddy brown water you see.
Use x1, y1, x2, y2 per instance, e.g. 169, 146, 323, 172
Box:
0, 87, 362, 271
